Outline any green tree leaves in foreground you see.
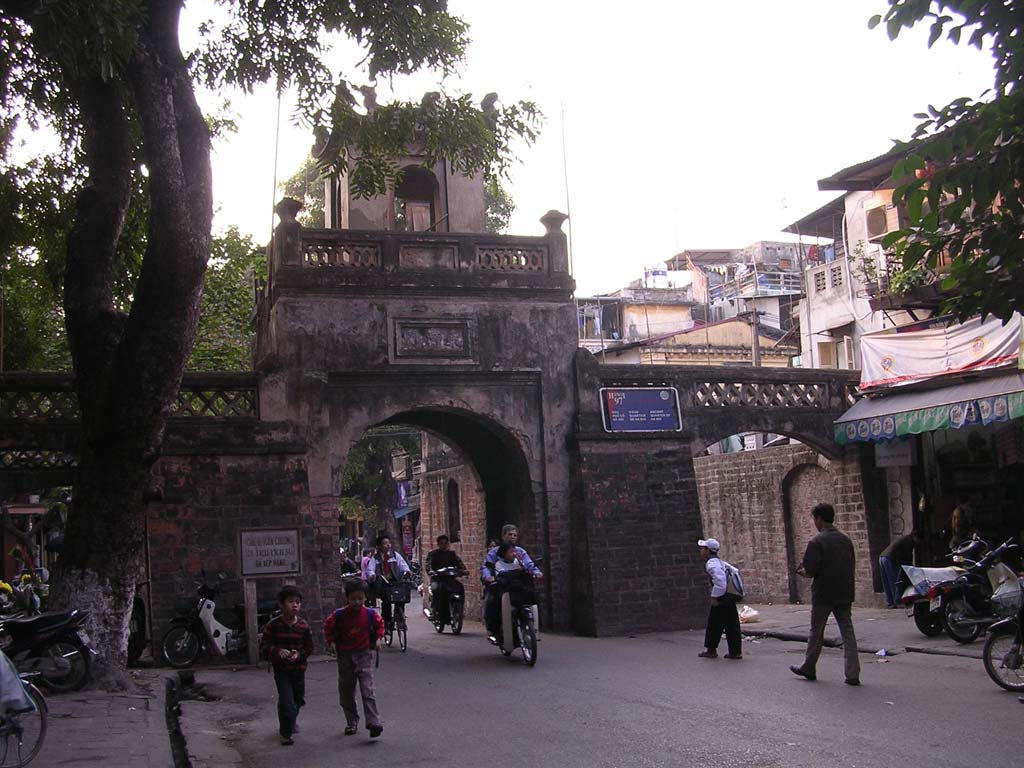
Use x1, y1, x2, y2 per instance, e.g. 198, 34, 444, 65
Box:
870, 1, 1024, 322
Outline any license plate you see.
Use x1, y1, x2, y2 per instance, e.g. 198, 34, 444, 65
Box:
929, 597, 941, 612
77, 630, 93, 648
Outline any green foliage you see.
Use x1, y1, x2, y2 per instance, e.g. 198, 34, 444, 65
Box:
280, 156, 326, 228
188, 227, 263, 371
340, 430, 420, 535
484, 176, 515, 234
870, 1, 1024, 322
0, 250, 71, 371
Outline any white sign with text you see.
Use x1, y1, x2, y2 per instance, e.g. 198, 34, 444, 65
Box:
239, 528, 301, 577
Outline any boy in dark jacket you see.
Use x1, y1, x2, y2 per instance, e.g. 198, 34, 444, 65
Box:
259, 586, 314, 745
323, 579, 386, 738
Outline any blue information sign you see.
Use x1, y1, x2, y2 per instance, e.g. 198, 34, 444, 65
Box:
600, 387, 682, 432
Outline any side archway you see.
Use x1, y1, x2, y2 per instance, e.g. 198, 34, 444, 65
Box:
782, 463, 834, 603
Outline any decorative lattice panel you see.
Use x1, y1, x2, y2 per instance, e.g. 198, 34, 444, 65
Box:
303, 241, 380, 267
695, 381, 827, 408
0, 390, 78, 420
171, 388, 258, 418
475, 246, 547, 272
0, 449, 77, 470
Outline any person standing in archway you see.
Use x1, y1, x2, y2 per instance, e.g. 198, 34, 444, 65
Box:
790, 503, 860, 686
480, 524, 542, 641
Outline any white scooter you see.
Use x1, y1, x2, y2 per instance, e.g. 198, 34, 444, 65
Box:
161, 572, 276, 668
495, 570, 539, 666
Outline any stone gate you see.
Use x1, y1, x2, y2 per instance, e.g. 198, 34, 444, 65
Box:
0, 210, 868, 642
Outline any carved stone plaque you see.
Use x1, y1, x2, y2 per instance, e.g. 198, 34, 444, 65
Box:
393, 319, 474, 360
399, 244, 457, 270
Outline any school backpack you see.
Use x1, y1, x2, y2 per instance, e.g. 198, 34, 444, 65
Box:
331, 606, 380, 650
722, 560, 744, 600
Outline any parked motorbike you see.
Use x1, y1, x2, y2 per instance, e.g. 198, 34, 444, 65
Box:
928, 538, 1020, 644
898, 564, 964, 637
0, 608, 95, 692
493, 570, 538, 666
424, 566, 465, 634
982, 576, 1024, 692
161, 573, 277, 668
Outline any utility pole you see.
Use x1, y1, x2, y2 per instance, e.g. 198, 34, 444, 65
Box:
740, 309, 764, 367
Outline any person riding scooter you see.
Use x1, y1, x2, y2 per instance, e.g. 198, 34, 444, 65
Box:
480, 524, 542, 642
425, 535, 467, 626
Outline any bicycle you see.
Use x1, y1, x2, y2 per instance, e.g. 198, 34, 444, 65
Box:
380, 578, 412, 653
0, 672, 47, 766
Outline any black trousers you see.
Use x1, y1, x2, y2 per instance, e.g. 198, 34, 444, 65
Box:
704, 599, 742, 655
273, 667, 306, 737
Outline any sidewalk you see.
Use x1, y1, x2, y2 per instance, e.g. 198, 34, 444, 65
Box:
33, 668, 176, 767
740, 603, 983, 659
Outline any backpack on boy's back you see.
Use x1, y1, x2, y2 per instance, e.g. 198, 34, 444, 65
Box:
330, 605, 382, 666
720, 559, 744, 601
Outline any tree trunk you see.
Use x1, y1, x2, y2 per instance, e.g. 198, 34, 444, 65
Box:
49, 0, 213, 685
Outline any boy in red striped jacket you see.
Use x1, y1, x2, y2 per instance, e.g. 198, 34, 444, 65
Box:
259, 586, 314, 746
323, 579, 385, 738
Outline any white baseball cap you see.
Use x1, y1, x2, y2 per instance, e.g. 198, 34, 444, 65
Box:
697, 538, 721, 552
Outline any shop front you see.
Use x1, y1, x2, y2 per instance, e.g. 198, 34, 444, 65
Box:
835, 316, 1024, 566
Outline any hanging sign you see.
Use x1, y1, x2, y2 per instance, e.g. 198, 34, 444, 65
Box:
239, 528, 301, 577
600, 387, 682, 432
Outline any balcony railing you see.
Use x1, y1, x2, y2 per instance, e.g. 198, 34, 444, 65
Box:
712, 269, 803, 301
264, 202, 572, 295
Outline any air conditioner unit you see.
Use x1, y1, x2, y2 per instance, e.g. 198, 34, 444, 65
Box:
865, 204, 902, 243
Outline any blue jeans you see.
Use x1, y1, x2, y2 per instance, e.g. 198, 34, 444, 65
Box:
878, 556, 901, 607
273, 667, 305, 737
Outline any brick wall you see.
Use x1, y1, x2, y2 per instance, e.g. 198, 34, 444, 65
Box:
570, 438, 707, 635
147, 452, 341, 653
693, 444, 883, 606
419, 461, 487, 621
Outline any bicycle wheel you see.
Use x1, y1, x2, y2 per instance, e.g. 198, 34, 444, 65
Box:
0, 681, 47, 767
450, 600, 464, 635
397, 605, 408, 653
516, 612, 537, 666
384, 606, 394, 647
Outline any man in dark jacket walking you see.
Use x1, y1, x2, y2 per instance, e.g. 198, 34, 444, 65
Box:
790, 503, 861, 685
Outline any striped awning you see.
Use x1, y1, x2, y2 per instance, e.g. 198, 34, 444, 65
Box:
834, 372, 1024, 444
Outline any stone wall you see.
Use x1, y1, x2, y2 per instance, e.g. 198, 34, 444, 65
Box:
693, 444, 883, 606
146, 452, 341, 653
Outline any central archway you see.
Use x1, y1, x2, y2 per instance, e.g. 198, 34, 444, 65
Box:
377, 408, 536, 545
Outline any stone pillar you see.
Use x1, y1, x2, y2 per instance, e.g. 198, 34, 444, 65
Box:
541, 210, 569, 274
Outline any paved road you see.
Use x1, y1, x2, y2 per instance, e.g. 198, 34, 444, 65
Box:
182, 611, 1021, 768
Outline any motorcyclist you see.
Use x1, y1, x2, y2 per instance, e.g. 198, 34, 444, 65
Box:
425, 534, 468, 626
480, 524, 542, 641
366, 535, 411, 627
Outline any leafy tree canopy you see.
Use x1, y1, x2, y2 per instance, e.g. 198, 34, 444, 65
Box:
870, 0, 1024, 322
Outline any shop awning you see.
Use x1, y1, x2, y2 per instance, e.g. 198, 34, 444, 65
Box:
834, 372, 1024, 444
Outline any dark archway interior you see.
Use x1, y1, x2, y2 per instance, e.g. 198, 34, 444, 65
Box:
379, 408, 536, 548
394, 166, 439, 232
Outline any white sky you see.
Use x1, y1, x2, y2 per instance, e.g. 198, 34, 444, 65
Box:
199, 0, 997, 296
